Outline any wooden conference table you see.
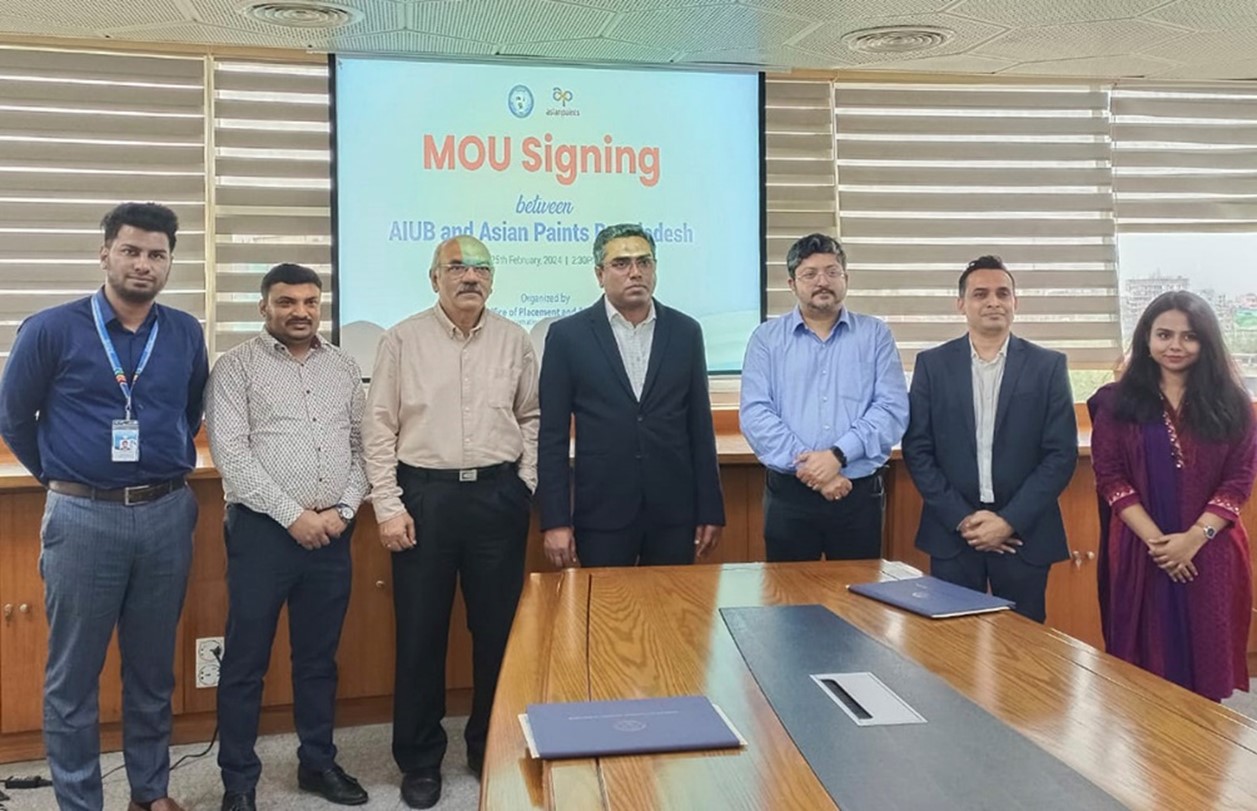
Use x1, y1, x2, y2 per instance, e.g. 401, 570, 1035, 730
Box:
481, 561, 1257, 810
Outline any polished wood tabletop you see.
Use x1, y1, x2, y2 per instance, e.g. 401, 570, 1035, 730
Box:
481, 560, 1257, 811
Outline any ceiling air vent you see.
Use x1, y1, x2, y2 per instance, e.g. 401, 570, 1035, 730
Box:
844, 26, 953, 55
239, 1, 360, 29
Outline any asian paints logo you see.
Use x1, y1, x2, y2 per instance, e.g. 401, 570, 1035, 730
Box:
508, 85, 534, 118
547, 86, 580, 118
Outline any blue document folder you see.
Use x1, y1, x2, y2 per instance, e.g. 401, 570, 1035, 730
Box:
848, 576, 1014, 618
523, 695, 743, 759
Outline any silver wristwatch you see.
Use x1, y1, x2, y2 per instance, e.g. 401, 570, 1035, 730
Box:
335, 503, 355, 523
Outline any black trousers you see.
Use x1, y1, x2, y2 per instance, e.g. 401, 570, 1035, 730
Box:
217, 504, 353, 794
391, 464, 529, 774
930, 547, 1051, 623
763, 470, 885, 562
575, 508, 695, 567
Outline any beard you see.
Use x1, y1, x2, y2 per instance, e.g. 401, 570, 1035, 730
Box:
106, 273, 163, 304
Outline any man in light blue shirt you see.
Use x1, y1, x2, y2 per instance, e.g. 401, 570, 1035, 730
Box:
740, 233, 909, 560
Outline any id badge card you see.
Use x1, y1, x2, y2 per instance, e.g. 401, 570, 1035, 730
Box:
111, 419, 140, 462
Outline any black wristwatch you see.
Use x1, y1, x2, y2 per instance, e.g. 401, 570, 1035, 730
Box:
831, 447, 847, 468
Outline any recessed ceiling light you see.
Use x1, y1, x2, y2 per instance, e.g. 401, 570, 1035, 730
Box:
239, 1, 359, 29
844, 26, 954, 55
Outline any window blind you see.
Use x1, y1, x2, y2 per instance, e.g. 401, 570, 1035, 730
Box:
833, 81, 1122, 368
211, 58, 330, 358
0, 45, 206, 374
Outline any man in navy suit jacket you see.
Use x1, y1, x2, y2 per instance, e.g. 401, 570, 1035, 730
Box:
537, 223, 725, 568
902, 256, 1077, 622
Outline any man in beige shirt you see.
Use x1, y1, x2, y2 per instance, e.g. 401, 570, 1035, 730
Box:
363, 235, 538, 810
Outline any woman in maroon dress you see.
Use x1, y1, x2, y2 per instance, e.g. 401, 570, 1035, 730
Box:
1088, 291, 1256, 700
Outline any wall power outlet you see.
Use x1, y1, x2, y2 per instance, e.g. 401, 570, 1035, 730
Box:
195, 636, 224, 689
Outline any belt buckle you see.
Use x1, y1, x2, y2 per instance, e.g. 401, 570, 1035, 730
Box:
123, 486, 142, 506
458, 469, 478, 483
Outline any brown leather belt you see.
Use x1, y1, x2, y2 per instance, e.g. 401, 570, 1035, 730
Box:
48, 478, 186, 506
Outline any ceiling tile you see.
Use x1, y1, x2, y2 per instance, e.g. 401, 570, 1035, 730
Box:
795, 13, 1006, 63
544, 0, 720, 10
1141, 55, 1257, 81
608, 5, 813, 52
865, 52, 1018, 74
106, 20, 319, 47
1138, 27, 1257, 64
1000, 54, 1183, 78
675, 45, 839, 70
949, 0, 1172, 28
186, 0, 403, 37
498, 37, 675, 62
1142, 0, 1257, 32
976, 19, 1185, 62
0, 0, 188, 30
740, 0, 954, 19
331, 29, 497, 55
408, 0, 611, 44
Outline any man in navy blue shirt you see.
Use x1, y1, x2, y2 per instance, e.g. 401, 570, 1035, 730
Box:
0, 202, 208, 811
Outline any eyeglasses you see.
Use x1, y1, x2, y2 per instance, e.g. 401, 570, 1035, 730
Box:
795, 267, 845, 283
603, 255, 656, 273
439, 263, 493, 278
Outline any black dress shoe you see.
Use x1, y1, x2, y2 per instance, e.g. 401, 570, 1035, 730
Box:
400, 769, 442, 809
467, 749, 484, 779
220, 792, 256, 811
297, 764, 369, 806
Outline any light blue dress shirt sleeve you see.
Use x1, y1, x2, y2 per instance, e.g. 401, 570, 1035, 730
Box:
834, 318, 910, 470
739, 324, 810, 472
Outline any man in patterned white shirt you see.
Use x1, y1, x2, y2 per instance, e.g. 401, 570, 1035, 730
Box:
205, 264, 370, 811
364, 236, 538, 810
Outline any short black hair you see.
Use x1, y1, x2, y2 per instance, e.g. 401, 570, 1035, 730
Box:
786, 233, 846, 279
101, 202, 178, 252
958, 255, 1016, 296
260, 263, 322, 296
593, 223, 656, 266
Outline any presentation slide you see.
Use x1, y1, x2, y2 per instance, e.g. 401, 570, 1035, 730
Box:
332, 56, 762, 375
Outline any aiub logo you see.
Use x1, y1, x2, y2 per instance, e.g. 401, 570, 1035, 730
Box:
508, 85, 534, 118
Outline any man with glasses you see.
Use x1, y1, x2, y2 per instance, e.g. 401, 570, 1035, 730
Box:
537, 223, 725, 569
363, 236, 538, 809
740, 233, 909, 561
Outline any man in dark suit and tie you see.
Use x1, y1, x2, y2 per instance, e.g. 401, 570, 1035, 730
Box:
537, 223, 725, 568
902, 256, 1077, 622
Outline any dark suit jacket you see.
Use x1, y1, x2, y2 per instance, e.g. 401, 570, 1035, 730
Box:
902, 334, 1077, 566
537, 299, 725, 533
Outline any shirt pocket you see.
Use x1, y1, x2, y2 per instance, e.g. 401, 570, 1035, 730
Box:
482, 366, 518, 410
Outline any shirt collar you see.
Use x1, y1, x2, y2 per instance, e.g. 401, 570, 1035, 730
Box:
787, 305, 850, 335
261, 328, 324, 357
605, 296, 656, 327
970, 334, 1011, 362
94, 287, 158, 331
434, 302, 485, 338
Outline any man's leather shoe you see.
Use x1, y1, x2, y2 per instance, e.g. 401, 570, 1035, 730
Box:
220, 791, 256, 811
400, 770, 442, 809
297, 764, 369, 806
128, 800, 185, 811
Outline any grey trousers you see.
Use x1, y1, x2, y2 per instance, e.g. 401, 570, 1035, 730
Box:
39, 486, 196, 811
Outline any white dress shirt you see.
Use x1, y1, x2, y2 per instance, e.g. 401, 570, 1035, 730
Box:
971, 336, 1009, 504
605, 297, 656, 401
